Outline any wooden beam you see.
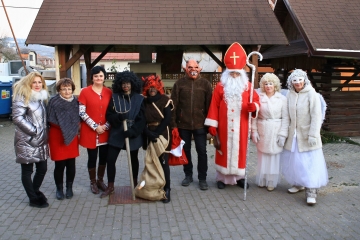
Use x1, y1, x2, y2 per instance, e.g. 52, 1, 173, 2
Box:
335, 70, 360, 91
64, 45, 91, 71
71, 45, 82, 95
200, 45, 225, 69
84, 48, 92, 86
90, 45, 114, 68
58, 45, 69, 78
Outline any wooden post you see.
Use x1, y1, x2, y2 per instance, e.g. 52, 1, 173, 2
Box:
55, 46, 60, 80
72, 45, 81, 95
58, 45, 68, 78
84, 49, 92, 86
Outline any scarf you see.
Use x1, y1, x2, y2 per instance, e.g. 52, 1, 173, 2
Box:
48, 94, 80, 145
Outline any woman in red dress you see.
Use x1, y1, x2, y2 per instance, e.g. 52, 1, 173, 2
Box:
48, 78, 80, 200
78, 66, 112, 194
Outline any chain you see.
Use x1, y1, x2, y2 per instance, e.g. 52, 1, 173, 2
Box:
113, 94, 131, 113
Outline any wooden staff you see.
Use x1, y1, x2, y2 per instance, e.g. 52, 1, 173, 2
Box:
123, 120, 135, 200
244, 51, 263, 201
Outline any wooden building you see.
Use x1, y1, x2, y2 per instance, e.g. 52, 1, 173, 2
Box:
26, 0, 288, 94
262, 0, 360, 136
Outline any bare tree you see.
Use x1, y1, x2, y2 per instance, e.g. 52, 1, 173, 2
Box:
0, 36, 20, 62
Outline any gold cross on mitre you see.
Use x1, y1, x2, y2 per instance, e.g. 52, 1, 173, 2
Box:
230, 52, 239, 65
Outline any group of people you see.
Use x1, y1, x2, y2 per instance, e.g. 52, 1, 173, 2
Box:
12, 43, 327, 208
249, 69, 328, 206
12, 65, 174, 208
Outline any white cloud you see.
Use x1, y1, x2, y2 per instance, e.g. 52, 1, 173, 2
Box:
0, 0, 44, 39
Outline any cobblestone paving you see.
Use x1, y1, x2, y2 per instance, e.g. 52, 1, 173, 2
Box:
0, 118, 359, 239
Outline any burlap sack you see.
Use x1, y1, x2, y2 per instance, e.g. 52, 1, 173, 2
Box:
135, 135, 168, 201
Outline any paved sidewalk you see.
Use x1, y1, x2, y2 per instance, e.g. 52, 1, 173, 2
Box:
0, 118, 359, 239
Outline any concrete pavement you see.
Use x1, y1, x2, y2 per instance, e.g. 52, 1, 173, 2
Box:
0, 118, 359, 239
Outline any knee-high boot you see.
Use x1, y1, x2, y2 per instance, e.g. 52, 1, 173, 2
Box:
88, 168, 99, 194
96, 165, 107, 191
100, 182, 114, 198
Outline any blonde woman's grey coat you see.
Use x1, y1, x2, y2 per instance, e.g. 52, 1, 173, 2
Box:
12, 90, 49, 164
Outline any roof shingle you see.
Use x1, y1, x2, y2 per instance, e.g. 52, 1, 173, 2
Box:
282, 0, 360, 53
26, 0, 288, 46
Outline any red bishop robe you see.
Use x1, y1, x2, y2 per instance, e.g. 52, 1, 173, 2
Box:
205, 82, 260, 176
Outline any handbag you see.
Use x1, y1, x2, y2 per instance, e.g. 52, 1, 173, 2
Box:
168, 128, 188, 166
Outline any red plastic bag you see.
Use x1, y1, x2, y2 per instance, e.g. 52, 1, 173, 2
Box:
168, 128, 188, 166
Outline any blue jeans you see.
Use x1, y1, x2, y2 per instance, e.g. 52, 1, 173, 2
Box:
179, 128, 208, 180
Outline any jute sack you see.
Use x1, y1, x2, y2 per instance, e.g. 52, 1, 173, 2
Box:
135, 135, 168, 201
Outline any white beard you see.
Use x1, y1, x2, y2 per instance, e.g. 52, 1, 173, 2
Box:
221, 69, 248, 104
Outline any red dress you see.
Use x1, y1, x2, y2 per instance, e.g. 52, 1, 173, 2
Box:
78, 86, 112, 149
49, 123, 79, 161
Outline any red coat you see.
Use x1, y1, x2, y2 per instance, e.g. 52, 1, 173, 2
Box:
78, 86, 112, 149
205, 82, 260, 176
49, 123, 79, 161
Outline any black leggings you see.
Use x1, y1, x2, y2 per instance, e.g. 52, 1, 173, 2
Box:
106, 145, 139, 183
87, 145, 108, 169
21, 161, 47, 201
54, 158, 76, 185
160, 153, 171, 190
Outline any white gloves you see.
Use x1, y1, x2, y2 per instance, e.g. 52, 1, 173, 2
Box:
277, 136, 286, 147
308, 136, 317, 147
251, 131, 260, 143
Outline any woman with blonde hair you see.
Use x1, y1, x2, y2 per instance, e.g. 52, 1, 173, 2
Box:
12, 72, 50, 208
251, 73, 288, 191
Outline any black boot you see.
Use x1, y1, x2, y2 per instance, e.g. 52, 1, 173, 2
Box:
133, 177, 138, 188
100, 182, 114, 198
66, 182, 73, 199
35, 191, 48, 203
29, 197, 49, 208
162, 188, 171, 203
56, 184, 65, 200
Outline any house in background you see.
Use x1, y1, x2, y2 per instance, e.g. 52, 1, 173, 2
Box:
28, 51, 55, 69
81, 52, 156, 74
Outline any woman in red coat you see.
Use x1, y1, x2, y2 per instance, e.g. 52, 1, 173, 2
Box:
78, 66, 112, 194
48, 78, 80, 200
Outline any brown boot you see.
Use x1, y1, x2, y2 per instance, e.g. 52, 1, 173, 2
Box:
100, 182, 114, 198
88, 168, 99, 194
96, 165, 107, 191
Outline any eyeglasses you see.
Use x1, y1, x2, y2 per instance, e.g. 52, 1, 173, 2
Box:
60, 88, 72, 92
122, 82, 131, 86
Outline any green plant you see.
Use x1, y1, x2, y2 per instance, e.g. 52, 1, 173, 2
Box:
321, 129, 360, 146
107, 60, 120, 72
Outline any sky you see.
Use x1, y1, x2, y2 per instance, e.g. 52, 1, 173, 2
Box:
0, 0, 44, 39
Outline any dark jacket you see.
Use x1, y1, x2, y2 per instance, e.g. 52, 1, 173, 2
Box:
144, 93, 173, 150
106, 92, 146, 151
170, 75, 212, 130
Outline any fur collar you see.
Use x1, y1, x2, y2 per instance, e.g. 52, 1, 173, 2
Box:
30, 89, 49, 101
